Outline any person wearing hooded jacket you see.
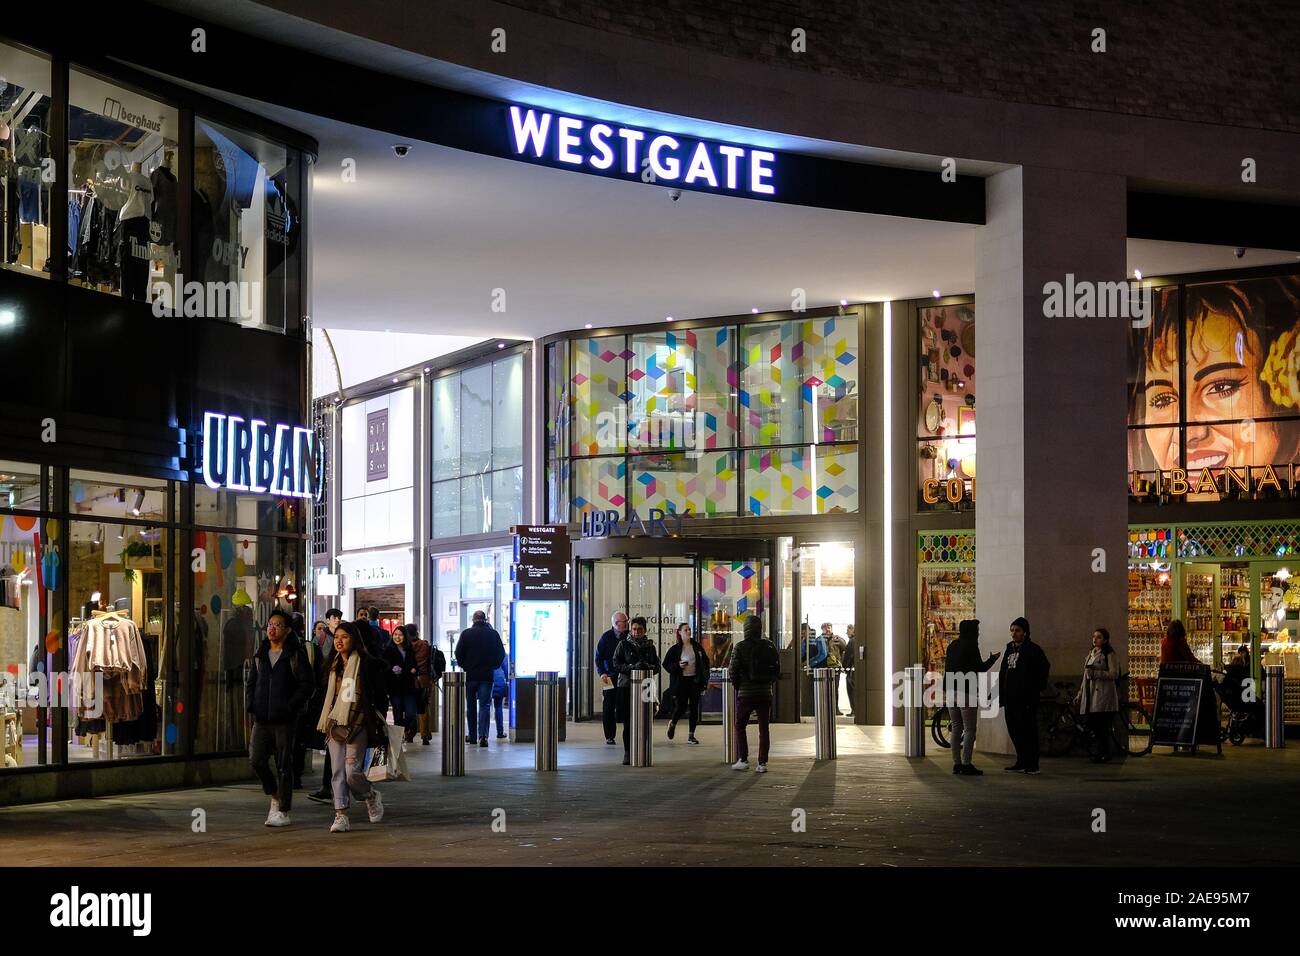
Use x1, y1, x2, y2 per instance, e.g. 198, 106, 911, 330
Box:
944, 619, 999, 776
612, 616, 661, 766
998, 616, 1050, 774
728, 614, 780, 772
245, 609, 314, 827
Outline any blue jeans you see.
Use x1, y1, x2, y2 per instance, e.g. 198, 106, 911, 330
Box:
493, 695, 506, 736
391, 692, 420, 730
466, 681, 493, 739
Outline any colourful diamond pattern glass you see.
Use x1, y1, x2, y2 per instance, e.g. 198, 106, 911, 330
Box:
699, 558, 767, 620
917, 532, 976, 564
630, 451, 737, 516
743, 444, 857, 516
570, 335, 629, 456
572, 456, 626, 517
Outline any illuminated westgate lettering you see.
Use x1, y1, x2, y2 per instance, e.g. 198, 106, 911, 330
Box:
200, 411, 320, 500
508, 106, 777, 196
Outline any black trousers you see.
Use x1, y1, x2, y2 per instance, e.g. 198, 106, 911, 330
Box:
1087, 711, 1113, 757
616, 685, 633, 756
601, 686, 619, 741
670, 681, 703, 733
1004, 701, 1040, 770
249, 722, 296, 811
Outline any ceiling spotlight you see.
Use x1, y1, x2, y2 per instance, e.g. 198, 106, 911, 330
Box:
665, 315, 673, 322
751, 307, 759, 314
0, 309, 15, 326
840, 299, 848, 307
392, 377, 400, 384
1134, 268, 1142, 281
932, 290, 941, 298
131, 490, 145, 516
584, 323, 593, 329
497, 342, 506, 349
423, 367, 431, 374
92, 525, 103, 545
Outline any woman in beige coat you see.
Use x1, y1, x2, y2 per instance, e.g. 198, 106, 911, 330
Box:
1077, 627, 1119, 763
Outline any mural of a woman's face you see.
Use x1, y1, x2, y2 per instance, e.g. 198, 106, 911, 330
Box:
1143, 309, 1283, 471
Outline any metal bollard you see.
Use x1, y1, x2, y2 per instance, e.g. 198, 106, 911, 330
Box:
715, 668, 736, 765
535, 670, 560, 771
629, 668, 654, 767
904, 664, 926, 757
1264, 664, 1286, 749
442, 671, 466, 776
813, 666, 837, 760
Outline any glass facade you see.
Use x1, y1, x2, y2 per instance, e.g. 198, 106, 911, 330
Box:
0, 41, 52, 279
548, 314, 860, 522
431, 352, 524, 537
916, 302, 976, 511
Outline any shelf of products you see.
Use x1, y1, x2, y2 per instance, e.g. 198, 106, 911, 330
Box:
920, 567, 975, 674
1127, 565, 1171, 680
1183, 572, 1217, 666
1217, 565, 1253, 666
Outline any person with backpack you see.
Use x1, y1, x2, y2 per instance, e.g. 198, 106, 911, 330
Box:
491, 653, 510, 740
245, 610, 314, 827
407, 624, 442, 745
729, 615, 780, 773
663, 622, 711, 744
998, 616, 1050, 774
822, 623, 847, 714
944, 619, 999, 775
612, 616, 661, 766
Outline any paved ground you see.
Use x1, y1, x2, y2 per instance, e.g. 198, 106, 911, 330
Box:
2, 721, 1296, 867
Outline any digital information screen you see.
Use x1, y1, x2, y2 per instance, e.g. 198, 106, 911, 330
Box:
512, 600, 570, 678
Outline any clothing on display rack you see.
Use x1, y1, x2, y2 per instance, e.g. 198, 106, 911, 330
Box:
71, 613, 148, 725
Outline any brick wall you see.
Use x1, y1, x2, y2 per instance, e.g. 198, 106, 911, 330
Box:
500, 0, 1299, 132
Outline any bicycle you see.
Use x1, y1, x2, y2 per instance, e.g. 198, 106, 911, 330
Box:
1039, 676, 1153, 757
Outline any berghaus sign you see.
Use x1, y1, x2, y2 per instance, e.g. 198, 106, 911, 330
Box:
198, 411, 322, 500
507, 106, 777, 197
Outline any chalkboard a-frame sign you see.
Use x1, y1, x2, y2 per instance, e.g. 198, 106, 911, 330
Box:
1152, 663, 1222, 754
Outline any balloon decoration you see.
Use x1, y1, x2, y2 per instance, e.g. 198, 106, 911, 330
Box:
210, 594, 222, 614
12, 515, 36, 532
44, 631, 61, 654
231, 585, 253, 607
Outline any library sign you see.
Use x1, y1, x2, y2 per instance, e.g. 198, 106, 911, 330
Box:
1129, 463, 1299, 501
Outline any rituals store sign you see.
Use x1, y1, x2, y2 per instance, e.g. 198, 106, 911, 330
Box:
367, 410, 389, 482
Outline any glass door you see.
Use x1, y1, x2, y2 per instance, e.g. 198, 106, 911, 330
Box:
573, 559, 628, 722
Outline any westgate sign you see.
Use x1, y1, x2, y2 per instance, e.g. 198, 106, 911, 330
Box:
199, 411, 321, 500
508, 106, 777, 197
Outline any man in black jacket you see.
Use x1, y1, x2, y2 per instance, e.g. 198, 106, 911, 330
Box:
454, 610, 506, 747
245, 609, 314, 826
612, 616, 661, 766
944, 619, 999, 776
997, 616, 1050, 774
595, 610, 629, 745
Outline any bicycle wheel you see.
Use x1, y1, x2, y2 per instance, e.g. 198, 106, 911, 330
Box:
931, 707, 951, 749
1119, 703, 1153, 756
1039, 705, 1075, 757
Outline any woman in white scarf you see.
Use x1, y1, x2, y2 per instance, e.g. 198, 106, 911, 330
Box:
316, 621, 386, 832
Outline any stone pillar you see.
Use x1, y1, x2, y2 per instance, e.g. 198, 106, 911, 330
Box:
975, 166, 1129, 753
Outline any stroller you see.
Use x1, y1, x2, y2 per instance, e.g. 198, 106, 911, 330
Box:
1213, 672, 1264, 745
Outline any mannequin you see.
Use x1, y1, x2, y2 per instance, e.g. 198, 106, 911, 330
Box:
118, 161, 153, 301
149, 149, 179, 287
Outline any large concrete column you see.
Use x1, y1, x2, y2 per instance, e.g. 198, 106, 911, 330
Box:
975, 166, 1129, 753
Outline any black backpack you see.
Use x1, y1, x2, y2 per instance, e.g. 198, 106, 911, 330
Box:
432, 648, 447, 681
749, 640, 781, 682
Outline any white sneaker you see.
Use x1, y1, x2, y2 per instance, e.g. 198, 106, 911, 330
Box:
366, 789, 385, 823
329, 814, 350, 833
731, 759, 749, 771
755, 764, 768, 774
265, 809, 290, 827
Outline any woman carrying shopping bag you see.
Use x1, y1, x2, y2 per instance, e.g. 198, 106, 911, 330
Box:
316, 621, 389, 832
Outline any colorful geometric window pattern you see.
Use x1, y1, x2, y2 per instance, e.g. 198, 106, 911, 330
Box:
744, 443, 857, 516
699, 558, 767, 621
739, 317, 858, 447
1128, 527, 1173, 560
630, 452, 737, 516
570, 335, 630, 456
572, 457, 626, 514
1175, 521, 1300, 560
546, 340, 569, 460
628, 327, 736, 452
917, 532, 975, 564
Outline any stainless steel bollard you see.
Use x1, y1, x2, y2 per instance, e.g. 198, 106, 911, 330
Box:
715, 667, 736, 765
904, 664, 926, 757
442, 671, 466, 776
813, 666, 837, 760
1265, 664, 1286, 749
535, 670, 560, 771
629, 668, 654, 767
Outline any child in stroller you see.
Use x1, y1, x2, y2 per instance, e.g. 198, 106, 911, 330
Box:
1214, 644, 1265, 745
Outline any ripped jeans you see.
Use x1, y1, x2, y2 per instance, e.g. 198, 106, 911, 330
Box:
326, 730, 373, 811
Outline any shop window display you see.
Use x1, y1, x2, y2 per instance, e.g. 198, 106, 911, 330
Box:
192, 117, 298, 331
917, 533, 976, 676
0, 41, 53, 278
1128, 276, 1300, 494
68, 71, 179, 302
916, 303, 975, 510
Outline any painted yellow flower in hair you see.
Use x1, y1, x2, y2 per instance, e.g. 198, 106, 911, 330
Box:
1261, 327, 1300, 409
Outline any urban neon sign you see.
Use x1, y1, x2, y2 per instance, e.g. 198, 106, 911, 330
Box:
199, 411, 321, 500
507, 106, 777, 196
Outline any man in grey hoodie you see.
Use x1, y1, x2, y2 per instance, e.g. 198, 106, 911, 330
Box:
943, 619, 999, 776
